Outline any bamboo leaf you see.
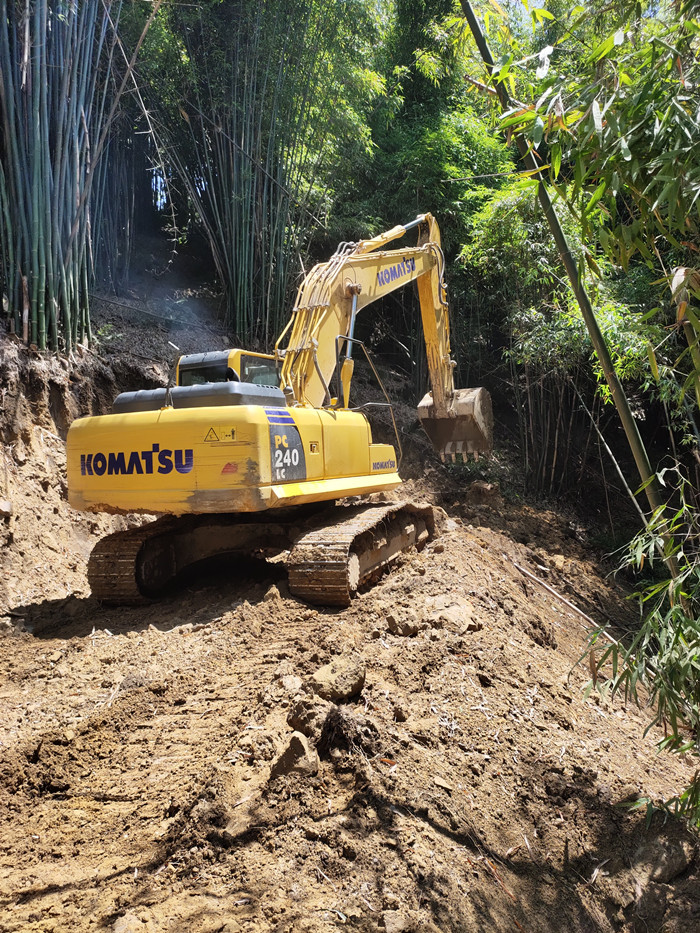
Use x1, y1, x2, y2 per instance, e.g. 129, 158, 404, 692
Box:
552, 144, 561, 179
532, 115, 544, 147
533, 7, 554, 22
681, 306, 700, 330
592, 33, 616, 61
584, 179, 606, 215
647, 343, 660, 383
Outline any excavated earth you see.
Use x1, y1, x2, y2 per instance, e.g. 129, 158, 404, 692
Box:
1, 292, 699, 933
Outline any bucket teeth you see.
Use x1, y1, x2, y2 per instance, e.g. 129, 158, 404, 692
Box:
439, 440, 485, 464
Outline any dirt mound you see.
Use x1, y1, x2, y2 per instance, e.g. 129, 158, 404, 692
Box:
0, 296, 699, 931
0, 288, 233, 615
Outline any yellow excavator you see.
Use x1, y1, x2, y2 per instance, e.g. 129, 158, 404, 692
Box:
66, 214, 492, 605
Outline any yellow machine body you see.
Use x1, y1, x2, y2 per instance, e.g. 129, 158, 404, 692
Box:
66, 214, 493, 606
67, 403, 399, 515
67, 212, 492, 519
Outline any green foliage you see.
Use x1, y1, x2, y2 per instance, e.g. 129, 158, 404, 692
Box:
471, 1, 700, 273
511, 294, 665, 391
328, 0, 514, 251
385, 0, 459, 107
460, 171, 676, 495
369, 104, 512, 245
142, 0, 385, 342
594, 299, 668, 392
461, 179, 664, 388
509, 303, 586, 373
590, 465, 700, 823
461, 180, 573, 306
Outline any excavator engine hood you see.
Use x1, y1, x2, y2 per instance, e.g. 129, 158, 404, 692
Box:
417, 387, 493, 461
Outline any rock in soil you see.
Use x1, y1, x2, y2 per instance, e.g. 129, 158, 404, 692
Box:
306, 654, 366, 701
269, 731, 320, 779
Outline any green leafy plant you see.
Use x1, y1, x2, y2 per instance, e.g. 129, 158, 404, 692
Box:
590, 465, 700, 822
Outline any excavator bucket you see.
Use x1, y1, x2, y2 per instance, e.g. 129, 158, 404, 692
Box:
417, 387, 493, 461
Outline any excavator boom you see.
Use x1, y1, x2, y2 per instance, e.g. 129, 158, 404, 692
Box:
276, 213, 492, 459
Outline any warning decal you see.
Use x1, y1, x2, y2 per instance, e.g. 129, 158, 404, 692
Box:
204, 428, 219, 442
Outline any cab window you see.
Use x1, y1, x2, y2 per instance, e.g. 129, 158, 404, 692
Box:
178, 360, 229, 385
239, 354, 279, 386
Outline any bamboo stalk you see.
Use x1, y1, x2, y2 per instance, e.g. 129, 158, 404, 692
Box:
151, 0, 342, 343
511, 560, 598, 629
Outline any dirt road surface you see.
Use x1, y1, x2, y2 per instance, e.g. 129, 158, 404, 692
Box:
1, 321, 698, 932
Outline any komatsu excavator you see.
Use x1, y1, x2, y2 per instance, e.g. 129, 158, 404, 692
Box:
66, 214, 492, 605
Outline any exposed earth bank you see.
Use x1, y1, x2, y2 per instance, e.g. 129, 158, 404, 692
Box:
0, 302, 698, 932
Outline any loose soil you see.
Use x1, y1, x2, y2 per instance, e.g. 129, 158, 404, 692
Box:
0, 267, 698, 933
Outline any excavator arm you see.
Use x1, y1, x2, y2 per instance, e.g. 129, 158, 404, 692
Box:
276, 213, 492, 459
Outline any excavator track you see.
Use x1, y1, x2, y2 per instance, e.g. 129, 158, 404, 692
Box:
87, 519, 174, 605
88, 503, 436, 607
286, 502, 436, 606
87, 514, 294, 605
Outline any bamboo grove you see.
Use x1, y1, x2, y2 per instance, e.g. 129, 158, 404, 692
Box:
148, 0, 376, 344
0, 0, 377, 351
0, 0, 124, 350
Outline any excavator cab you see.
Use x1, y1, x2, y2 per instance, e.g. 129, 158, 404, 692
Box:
177, 350, 280, 387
